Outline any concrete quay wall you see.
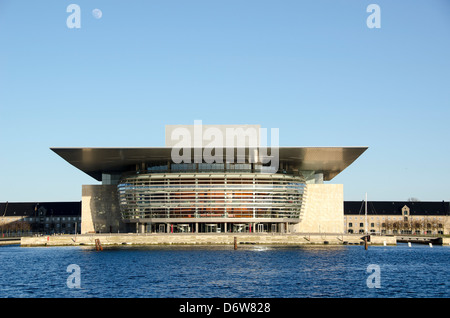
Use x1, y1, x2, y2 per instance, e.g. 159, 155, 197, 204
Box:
0, 238, 21, 245
440, 237, 450, 246
20, 233, 397, 247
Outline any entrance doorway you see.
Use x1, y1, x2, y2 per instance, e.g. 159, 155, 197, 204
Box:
257, 223, 264, 233
206, 224, 221, 233
271, 224, 278, 233
177, 224, 191, 233
233, 224, 246, 233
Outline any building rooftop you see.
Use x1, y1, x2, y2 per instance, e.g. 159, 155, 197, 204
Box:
0, 202, 81, 217
51, 146, 368, 182
344, 201, 450, 216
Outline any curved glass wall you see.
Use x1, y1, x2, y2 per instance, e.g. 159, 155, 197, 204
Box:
117, 173, 305, 221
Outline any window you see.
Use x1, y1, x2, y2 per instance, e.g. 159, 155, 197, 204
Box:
360, 223, 364, 227
349, 223, 353, 227
370, 223, 375, 227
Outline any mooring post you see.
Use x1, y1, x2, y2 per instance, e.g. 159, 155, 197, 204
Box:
234, 236, 237, 250
364, 236, 368, 250
95, 238, 103, 251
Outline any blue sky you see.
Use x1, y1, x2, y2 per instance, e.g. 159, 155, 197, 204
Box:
0, 0, 449, 202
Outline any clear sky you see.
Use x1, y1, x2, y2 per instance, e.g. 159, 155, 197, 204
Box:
0, 0, 449, 203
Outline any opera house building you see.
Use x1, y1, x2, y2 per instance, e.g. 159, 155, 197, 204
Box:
52, 124, 367, 235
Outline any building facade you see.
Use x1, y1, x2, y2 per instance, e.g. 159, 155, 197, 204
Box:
52, 124, 368, 234
54, 148, 366, 234
3, 200, 448, 237
0, 202, 81, 236
344, 201, 450, 235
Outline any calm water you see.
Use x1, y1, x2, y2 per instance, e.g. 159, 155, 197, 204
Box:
0, 243, 448, 298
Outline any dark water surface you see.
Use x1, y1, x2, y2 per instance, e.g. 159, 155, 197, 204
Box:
0, 244, 448, 298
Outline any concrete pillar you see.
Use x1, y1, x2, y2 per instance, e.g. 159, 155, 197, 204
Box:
137, 222, 145, 233
314, 173, 324, 184
195, 223, 198, 233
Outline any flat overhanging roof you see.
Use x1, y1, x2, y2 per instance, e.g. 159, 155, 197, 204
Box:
51, 147, 368, 182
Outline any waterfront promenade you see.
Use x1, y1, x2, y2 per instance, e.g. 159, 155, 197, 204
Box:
20, 233, 402, 247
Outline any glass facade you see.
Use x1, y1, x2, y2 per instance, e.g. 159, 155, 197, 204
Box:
144, 162, 286, 174
117, 173, 306, 224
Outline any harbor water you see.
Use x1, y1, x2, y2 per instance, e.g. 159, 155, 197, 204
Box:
0, 243, 448, 298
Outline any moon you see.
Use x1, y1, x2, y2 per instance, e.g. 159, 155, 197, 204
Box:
92, 9, 102, 19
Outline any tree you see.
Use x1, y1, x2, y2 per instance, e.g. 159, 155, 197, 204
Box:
412, 220, 423, 234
